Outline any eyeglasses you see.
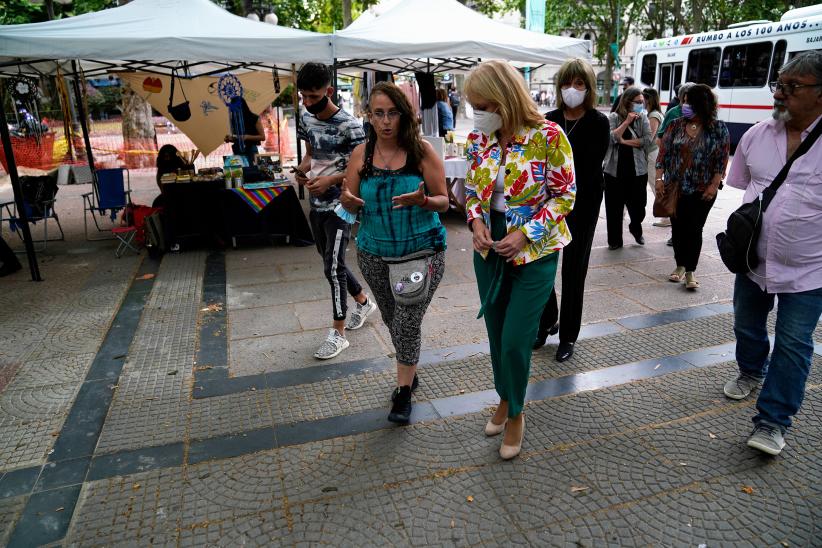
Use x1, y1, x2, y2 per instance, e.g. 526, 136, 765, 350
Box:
769, 80, 822, 95
371, 110, 401, 121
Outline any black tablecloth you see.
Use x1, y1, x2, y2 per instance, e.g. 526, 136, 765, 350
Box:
160, 181, 313, 248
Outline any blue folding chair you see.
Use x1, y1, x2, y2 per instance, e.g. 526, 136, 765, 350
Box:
0, 172, 65, 252
81, 167, 132, 240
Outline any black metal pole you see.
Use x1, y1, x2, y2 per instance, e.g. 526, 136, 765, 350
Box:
0, 93, 42, 281
292, 63, 304, 200
70, 60, 97, 184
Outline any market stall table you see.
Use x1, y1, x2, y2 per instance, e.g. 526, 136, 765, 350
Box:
160, 179, 313, 248
444, 157, 468, 214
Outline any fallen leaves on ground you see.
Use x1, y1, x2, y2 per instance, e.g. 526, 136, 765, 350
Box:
466, 495, 474, 503
570, 486, 589, 493
741, 485, 754, 495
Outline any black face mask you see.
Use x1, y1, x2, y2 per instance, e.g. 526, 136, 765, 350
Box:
305, 95, 329, 115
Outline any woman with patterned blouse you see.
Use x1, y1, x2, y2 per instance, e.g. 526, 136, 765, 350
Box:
655, 84, 730, 290
464, 60, 576, 460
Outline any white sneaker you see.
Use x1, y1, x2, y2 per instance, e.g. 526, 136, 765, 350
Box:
314, 329, 349, 360
345, 296, 377, 331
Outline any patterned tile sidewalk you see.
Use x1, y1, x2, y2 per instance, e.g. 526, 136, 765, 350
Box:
0, 174, 820, 546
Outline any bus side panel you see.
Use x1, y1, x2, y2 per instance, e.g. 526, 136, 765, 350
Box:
726, 121, 755, 150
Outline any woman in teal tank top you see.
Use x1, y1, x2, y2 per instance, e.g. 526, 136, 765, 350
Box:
340, 82, 449, 424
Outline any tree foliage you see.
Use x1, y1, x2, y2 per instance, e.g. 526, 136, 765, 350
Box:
216, 0, 378, 31
1, 0, 116, 24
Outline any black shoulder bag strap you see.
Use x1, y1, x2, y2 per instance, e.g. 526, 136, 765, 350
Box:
168, 68, 189, 110
760, 118, 822, 211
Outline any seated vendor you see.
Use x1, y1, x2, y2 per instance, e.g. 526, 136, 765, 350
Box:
224, 97, 265, 165
156, 144, 186, 190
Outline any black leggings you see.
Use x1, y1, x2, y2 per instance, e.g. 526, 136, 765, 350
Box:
671, 192, 716, 272
604, 173, 647, 247
539, 204, 600, 344
357, 249, 445, 365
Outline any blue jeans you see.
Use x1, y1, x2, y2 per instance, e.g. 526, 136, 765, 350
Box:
733, 274, 822, 431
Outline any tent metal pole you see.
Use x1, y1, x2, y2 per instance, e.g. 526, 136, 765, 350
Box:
292, 63, 304, 200
332, 59, 339, 106
70, 60, 97, 184
0, 93, 42, 281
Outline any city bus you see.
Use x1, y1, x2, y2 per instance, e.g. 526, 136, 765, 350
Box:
633, 4, 822, 146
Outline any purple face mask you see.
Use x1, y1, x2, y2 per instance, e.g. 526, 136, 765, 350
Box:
681, 103, 695, 119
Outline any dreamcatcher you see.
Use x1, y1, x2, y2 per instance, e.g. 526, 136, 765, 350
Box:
217, 73, 248, 152
6, 75, 44, 143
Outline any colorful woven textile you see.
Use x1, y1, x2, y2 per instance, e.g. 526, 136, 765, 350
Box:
230, 185, 287, 213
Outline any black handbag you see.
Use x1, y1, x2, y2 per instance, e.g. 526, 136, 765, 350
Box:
716, 120, 821, 274
167, 68, 191, 122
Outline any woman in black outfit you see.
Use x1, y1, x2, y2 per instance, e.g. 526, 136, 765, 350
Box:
155, 144, 185, 190
603, 88, 653, 249
534, 58, 610, 362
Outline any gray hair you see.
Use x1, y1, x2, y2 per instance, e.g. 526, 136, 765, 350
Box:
679, 82, 696, 101
779, 51, 822, 84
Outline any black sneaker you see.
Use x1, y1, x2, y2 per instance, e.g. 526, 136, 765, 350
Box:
388, 385, 412, 423
391, 374, 418, 401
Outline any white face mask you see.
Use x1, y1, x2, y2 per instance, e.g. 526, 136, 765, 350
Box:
473, 110, 503, 136
561, 87, 587, 109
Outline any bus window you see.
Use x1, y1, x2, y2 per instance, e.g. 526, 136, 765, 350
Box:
673, 64, 683, 88
640, 54, 657, 86
769, 40, 787, 84
686, 47, 721, 87
788, 49, 812, 60
660, 65, 672, 91
719, 42, 773, 87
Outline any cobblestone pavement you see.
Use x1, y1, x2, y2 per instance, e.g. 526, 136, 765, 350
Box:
0, 171, 820, 547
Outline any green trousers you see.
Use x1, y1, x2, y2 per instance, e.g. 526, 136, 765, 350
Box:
474, 211, 559, 418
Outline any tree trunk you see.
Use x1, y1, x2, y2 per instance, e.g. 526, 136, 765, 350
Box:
342, 0, 353, 27
690, 0, 703, 34
44, 0, 56, 20
121, 86, 157, 169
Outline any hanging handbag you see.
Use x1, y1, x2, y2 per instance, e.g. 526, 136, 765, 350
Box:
384, 249, 436, 306
716, 120, 821, 274
652, 178, 679, 218
167, 68, 191, 122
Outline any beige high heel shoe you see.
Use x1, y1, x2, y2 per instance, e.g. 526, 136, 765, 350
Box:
499, 415, 525, 460
484, 418, 506, 436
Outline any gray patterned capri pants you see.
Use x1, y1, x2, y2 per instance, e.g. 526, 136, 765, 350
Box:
356, 248, 446, 365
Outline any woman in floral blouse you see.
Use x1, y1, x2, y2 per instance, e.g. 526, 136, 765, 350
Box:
656, 84, 729, 290
464, 60, 576, 460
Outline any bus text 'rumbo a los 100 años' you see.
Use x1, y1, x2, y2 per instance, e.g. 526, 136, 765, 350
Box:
633, 4, 822, 147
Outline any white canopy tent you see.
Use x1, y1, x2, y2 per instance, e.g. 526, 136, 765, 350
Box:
0, 0, 333, 77
0, 0, 334, 280
334, 0, 591, 73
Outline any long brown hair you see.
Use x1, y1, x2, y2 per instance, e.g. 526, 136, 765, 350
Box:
616, 87, 643, 120
360, 82, 426, 178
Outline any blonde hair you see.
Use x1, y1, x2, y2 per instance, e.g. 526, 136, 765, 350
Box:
554, 58, 598, 111
465, 60, 543, 134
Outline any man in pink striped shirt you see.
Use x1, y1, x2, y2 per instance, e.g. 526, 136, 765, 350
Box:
722, 51, 822, 456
